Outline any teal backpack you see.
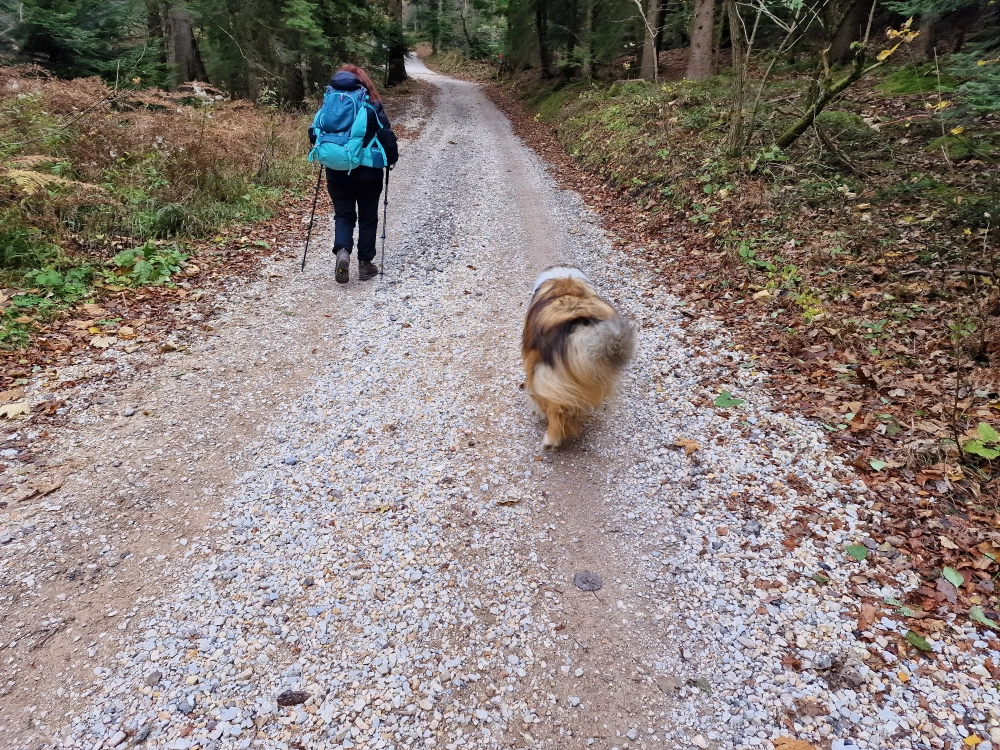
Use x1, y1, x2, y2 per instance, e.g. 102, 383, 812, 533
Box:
308, 86, 387, 172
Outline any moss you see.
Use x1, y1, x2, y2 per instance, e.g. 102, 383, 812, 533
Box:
880, 64, 958, 95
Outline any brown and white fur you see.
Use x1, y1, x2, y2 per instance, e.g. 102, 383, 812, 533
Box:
522, 266, 636, 448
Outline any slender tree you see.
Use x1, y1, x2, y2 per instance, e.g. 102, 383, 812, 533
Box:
535, 0, 553, 77
639, 0, 660, 79
386, 0, 408, 84
686, 0, 715, 78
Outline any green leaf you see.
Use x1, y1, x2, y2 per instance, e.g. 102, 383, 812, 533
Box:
714, 391, 745, 408
869, 458, 887, 471
253, 240, 271, 248
811, 573, 831, 584
963, 440, 1000, 459
970, 605, 1000, 631
905, 630, 932, 652
977, 422, 999, 444
846, 544, 868, 561
942, 566, 964, 588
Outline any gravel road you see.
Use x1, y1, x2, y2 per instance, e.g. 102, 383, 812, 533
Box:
4, 58, 998, 750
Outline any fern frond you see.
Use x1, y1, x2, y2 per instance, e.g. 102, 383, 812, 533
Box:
1, 169, 101, 195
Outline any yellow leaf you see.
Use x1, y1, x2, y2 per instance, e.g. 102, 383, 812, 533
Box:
950, 126, 965, 135
88, 326, 102, 334
877, 42, 901, 61
964, 737, 982, 747
896, 670, 910, 683
0, 401, 30, 419
674, 438, 701, 456
936, 100, 951, 110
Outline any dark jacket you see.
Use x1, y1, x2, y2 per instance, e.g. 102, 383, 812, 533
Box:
308, 71, 398, 180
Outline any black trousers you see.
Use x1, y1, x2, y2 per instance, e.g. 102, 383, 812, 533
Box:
326, 167, 384, 263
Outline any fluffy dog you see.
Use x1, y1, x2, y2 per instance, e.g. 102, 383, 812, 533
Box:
522, 266, 636, 448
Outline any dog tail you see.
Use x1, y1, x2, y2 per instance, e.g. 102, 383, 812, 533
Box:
570, 314, 636, 372
552, 314, 635, 408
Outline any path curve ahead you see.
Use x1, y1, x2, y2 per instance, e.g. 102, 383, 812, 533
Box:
13, 58, 994, 750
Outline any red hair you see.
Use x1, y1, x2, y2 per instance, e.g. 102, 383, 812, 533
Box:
336, 64, 381, 102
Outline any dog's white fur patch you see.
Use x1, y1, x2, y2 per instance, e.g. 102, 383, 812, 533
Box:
531, 266, 591, 296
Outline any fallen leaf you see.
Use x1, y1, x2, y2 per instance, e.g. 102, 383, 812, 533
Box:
495, 497, 522, 506
905, 630, 933, 652
858, 602, 879, 630
846, 544, 868, 561
90, 335, 117, 348
0, 387, 24, 403
714, 390, 745, 408
117, 326, 136, 340
794, 698, 829, 717
780, 654, 802, 670
936, 577, 958, 604
81, 303, 106, 317
773, 739, 819, 750
0, 401, 31, 419
674, 438, 700, 455
942, 566, 964, 588
939, 535, 959, 550
970, 606, 1000, 631
964, 737, 982, 748
869, 458, 887, 472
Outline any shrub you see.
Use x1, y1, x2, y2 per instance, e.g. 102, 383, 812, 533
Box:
0, 65, 309, 273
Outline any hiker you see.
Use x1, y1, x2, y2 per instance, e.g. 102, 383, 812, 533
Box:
308, 64, 399, 283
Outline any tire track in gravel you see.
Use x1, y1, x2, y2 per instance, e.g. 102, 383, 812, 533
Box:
402, 59, 683, 748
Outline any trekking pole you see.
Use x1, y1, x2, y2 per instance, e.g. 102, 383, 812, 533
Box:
300, 165, 324, 272
379, 167, 390, 278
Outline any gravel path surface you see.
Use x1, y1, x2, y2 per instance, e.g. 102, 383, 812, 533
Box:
7, 58, 998, 750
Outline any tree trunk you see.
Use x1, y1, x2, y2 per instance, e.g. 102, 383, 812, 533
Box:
639, 0, 660, 79
828, 0, 867, 65
160, 2, 207, 89
536, 0, 553, 78
914, 12, 939, 58
386, 0, 407, 86
581, 0, 594, 77
723, 0, 745, 155
685, 0, 715, 79
432, 0, 443, 53
460, 0, 473, 48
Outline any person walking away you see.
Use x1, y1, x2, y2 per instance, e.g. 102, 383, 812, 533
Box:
308, 64, 398, 283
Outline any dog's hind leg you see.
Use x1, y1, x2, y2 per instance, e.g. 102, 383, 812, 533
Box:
542, 405, 570, 449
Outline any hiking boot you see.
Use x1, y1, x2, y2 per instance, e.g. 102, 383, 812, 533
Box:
334, 247, 350, 284
358, 260, 379, 281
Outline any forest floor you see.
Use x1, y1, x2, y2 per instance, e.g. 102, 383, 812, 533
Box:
0, 56, 998, 750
